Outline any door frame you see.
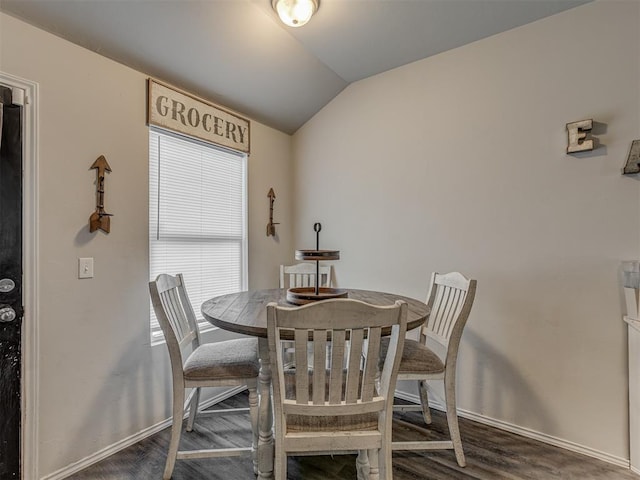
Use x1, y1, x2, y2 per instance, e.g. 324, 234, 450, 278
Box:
1, 71, 39, 480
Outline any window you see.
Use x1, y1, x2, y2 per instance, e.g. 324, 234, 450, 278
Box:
149, 128, 247, 342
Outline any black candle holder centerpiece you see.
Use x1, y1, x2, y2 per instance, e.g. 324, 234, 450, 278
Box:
286, 223, 348, 305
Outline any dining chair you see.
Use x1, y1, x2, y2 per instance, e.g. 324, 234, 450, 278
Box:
279, 263, 333, 289
267, 298, 408, 480
149, 273, 260, 480
279, 263, 334, 364
385, 271, 477, 467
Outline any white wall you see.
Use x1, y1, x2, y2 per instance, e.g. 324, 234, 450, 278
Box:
0, 12, 293, 478
248, 124, 295, 288
293, 0, 639, 462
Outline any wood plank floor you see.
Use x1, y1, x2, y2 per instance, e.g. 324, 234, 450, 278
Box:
66, 392, 636, 479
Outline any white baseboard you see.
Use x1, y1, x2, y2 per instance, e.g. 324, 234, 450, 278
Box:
394, 391, 631, 470
42, 386, 247, 480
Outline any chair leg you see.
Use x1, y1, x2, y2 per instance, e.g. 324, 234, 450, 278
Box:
380, 434, 393, 480
164, 387, 185, 480
186, 387, 201, 432
356, 450, 369, 480
444, 376, 466, 467
367, 448, 380, 480
274, 443, 286, 480
418, 380, 432, 425
248, 386, 259, 474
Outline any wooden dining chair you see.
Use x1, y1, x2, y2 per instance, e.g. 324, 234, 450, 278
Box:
384, 271, 477, 467
279, 263, 333, 289
267, 298, 408, 480
149, 273, 260, 480
279, 263, 334, 364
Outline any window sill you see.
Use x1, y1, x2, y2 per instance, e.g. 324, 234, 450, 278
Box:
150, 323, 219, 347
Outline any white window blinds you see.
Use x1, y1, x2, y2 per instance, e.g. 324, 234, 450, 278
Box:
149, 129, 247, 341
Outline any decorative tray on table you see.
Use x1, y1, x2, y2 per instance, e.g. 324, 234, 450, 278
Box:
286, 223, 347, 305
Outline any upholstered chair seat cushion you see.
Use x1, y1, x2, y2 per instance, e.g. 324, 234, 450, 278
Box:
380, 337, 444, 375
184, 338, 259, 380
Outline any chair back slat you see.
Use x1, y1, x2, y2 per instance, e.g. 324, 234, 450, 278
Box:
443, 288, 464, 339
163, 288, 188, 340
280, 263, 332, 289
268, 298, 407, 414
422, 272, 477, 363
329, 330, 347, 403
435, 288, 453, 338
344, 328, 364, 404
312, 329, 328, 404
430, 285, 451, 339
362, 326, 382, 402
149, 273, 201, 372
293, 273, 313, 287
294, 329, 310, 404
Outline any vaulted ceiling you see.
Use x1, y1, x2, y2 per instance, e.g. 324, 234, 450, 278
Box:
1, 0, 590, 134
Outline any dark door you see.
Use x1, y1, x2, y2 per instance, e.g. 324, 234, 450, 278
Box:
0, 85, 24, 479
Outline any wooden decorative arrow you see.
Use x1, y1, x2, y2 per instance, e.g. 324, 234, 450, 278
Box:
266, 188, 279, 236
89, 155, 113, 233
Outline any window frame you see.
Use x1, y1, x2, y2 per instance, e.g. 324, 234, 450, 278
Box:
148, 127, 248, 344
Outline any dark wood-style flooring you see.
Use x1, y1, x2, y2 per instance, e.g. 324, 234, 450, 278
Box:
66, 392, 636, 479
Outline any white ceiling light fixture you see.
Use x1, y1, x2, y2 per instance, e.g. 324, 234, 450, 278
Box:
272, 0, 319, 28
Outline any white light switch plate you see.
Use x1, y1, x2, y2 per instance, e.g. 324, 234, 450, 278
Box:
78, 257, 94, 279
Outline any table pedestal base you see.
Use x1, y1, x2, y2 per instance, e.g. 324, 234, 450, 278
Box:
257, 338, 274, 478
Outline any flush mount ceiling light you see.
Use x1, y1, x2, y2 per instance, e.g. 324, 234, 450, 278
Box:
272, 0, 319, 27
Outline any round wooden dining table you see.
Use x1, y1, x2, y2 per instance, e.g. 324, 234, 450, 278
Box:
201, 288, 429, 337
201, 288, 430, 479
